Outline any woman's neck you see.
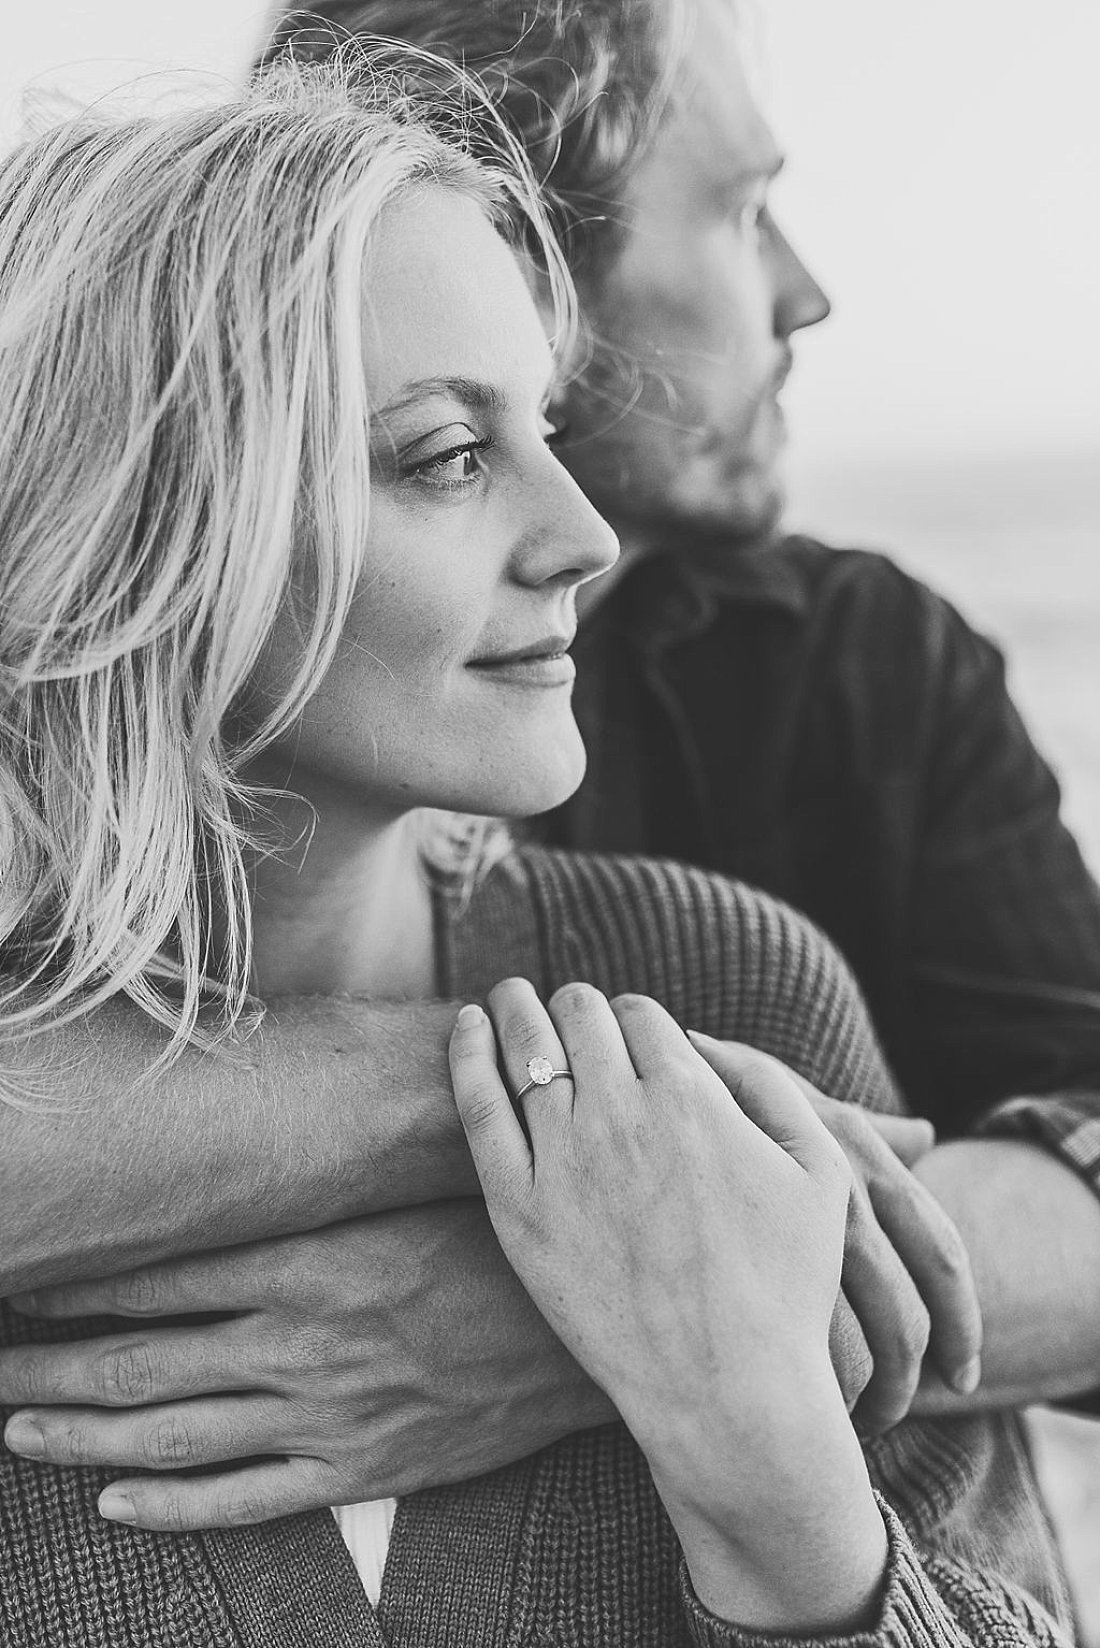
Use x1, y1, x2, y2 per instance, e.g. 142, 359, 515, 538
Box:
239, 769, 436, 1001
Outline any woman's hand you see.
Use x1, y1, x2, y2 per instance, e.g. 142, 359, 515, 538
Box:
449, 979, 888, 1634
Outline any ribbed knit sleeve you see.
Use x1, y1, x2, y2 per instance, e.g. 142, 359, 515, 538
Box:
677, 1496, 1071, 1648
452, 848, 902, 1116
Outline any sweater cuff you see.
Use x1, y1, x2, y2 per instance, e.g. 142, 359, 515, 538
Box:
677, 1495, 963, 1648
974, 1090, 1100, 1195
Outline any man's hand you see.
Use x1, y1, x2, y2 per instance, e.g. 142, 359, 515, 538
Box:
0, 1201, 613, 1530
0, 1039, 983, 1531
689, 1034, 983, 1433
828, 1292, 874, 1414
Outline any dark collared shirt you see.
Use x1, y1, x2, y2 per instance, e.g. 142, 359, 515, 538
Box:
545, 534, 1100, 1184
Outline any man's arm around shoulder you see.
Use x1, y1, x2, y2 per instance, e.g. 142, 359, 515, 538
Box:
1, 994, 475, 1294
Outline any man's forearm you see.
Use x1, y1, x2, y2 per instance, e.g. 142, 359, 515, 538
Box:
1, 996, 475, 1294
912, 1137, 1100, 1414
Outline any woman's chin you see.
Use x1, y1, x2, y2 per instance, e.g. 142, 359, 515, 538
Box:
476, 732, 587, 822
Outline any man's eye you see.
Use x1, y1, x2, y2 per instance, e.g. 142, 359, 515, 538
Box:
739, 198, 767, 236
411, 435, 494, 486
541, 414, 571, 448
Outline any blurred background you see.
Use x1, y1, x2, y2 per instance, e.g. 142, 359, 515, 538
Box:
1, 2, 1099, 1633
766, 0, 1100, 872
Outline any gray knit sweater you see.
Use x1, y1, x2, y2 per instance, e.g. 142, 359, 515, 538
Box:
0, 849, 1075, 1646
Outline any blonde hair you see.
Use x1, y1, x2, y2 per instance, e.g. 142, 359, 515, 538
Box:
0, 47, 573, 1090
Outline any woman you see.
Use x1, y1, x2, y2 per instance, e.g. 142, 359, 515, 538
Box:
0, 49, 1070, 1646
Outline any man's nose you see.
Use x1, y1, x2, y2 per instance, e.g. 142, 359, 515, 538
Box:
769, 217, 831, 339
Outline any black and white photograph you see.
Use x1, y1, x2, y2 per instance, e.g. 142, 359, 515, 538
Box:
1, 3, 1098, 1643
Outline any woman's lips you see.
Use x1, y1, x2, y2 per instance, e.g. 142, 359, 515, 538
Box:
466, 652, 576, 688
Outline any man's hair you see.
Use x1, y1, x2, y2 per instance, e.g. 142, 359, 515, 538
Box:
0, 47, 565, 1088
261, 1, 699, 277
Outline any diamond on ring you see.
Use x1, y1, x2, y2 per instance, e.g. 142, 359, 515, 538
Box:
514, 1055, 574, 1101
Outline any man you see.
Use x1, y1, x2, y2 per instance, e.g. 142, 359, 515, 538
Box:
2, 0, 1100, 1537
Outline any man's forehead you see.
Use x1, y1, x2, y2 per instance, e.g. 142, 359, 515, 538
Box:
672, 0, 781, 181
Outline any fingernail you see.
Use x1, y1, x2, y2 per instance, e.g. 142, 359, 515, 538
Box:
456, 1004, 485, 1028
4, 1416, 45, 1458
98, 1489, 136, 1524
952, 1356, 982, 1395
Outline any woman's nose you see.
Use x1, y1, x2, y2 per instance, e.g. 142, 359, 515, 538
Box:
515, 455, 620, 588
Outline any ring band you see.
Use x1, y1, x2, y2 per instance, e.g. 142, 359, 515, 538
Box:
514, 1055, 574, 1101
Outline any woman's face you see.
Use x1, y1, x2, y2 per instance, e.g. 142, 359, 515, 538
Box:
259, 187, 619, 822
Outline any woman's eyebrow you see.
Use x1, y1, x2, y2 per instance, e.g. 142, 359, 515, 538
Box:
377, 377, 506, 417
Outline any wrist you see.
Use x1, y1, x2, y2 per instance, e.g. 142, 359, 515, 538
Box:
635, 1351, 839, 1505
651, 1380, 888, 1633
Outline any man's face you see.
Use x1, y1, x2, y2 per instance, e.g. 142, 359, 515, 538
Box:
559, 0, 830, 547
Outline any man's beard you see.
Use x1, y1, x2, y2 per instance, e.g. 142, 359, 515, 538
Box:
602, 441, 788, 550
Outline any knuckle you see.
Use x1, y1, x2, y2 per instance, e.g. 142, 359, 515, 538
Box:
499, 1185, 542, 1240
55, 1417, 93, 1464
610, 994, 677, 1047
212, 1485, 269, 1526
826, 1103, 859, 1141
891, 1160, 933, 1202
850, 1339, 874, 1391
252, 1247, 309, 1307
286, 1320, 341, 1371
929, 1222, 972, 1283
720, 1045, 779, 1104
859, 1392, 906, 1437
609, 991, 657, 1019
549, 981, 605, 1022
98, 1341, 156, 1404
843, 1124, 880, 1170
892, 1116, 935, 1153
840, 1343, 874, 1408
117, 1266, 167, 1315
3, 1352, 46, 1403
147, 1415, 195, 1467
141, 1489, 194, 1532
892, 1305, 931, 1368
460, 1081, 504, 1133
829, 1302, 872, 1408
892, 1184, 975, 1288
506, 1011, 551, 1050
845, 1178, 874, 1229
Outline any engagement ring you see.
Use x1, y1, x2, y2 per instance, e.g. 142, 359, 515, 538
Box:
514, 1055, 573, 1100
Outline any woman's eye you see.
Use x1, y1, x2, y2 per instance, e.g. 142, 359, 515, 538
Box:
410, 435, 494, 488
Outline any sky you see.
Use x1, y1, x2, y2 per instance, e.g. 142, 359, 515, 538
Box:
1, 0, 1097, 472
